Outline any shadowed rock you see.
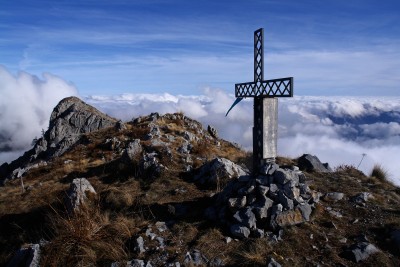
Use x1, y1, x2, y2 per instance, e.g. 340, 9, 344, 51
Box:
298, 154, 332, 172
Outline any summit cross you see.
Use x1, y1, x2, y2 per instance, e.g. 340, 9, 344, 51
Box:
233, 28, 293, 174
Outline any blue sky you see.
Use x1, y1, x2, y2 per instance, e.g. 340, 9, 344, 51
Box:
1, 0, 400, 96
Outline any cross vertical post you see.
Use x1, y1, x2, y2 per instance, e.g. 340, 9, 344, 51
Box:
233, 28, 293, 174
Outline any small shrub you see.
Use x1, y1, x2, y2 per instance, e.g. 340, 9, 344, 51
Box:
370, 164, 389, 181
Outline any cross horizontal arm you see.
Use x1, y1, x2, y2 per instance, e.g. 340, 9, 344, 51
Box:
235, 77, 293, 98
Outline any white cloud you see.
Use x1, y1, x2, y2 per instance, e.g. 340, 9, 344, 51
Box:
1, 69, 399, 186
0, 66, 78, 158
85, 91, 400, 186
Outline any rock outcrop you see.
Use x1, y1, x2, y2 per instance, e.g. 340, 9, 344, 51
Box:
1, 97, 117, 184
44, 96, 117, 158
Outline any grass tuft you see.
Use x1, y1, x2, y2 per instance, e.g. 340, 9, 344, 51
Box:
370, 164, 389, 181
41, 204, 132, 266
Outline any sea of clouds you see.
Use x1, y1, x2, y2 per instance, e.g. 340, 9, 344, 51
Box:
1, 67, 400, 185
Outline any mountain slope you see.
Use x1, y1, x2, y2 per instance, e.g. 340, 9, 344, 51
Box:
0, 97, 399, 266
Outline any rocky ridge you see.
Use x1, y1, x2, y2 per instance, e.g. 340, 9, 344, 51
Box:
0, 97, 399, 266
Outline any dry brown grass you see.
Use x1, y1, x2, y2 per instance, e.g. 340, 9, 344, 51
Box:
41, 205, 134, 266
370, 164, 390, 182
235, 238, 272, 266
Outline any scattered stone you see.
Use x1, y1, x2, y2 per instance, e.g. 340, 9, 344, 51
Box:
183, 131, 198, 142
207, 125, 218, 138
123, 139, 142, 162
134, 236, 146, 254
184, 250, 206, 266
230, 224, 250, 239
298, 154, 332, 172
6, 243, 41, 267
342, 242, 379, 263
350, 192, 373, 204
324, 192, 344, 202
228, 196, 247, 210
155, 221, 168, 232
233, 208, 257, 229
273, 208, 305, 228
65, 178, 96, 214
177, 142, 193, 154
127, 259, 145, 267
267, 257, 282, 267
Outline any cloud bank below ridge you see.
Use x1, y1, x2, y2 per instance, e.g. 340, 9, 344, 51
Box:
85, 92, 400, 186
0, 66, 399, 185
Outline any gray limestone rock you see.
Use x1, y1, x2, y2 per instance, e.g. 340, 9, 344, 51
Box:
253, 196, 274, 219
184, 249, 206, 266
126, 259, 145, 267
297, 203, 312, 221
48, 97, 117, 157
230, 224, 250, 239
267, 257, 282, 267
207, 125, 218, 138
7, 243, 41, 267
324, 192, 344, 202
274, 168, 299, 185
261, 162, 279, 175
194, 157, 249, 187
228, 196, 247, 210
183, 131, 198, 142
65, 178, 96, 214
343, 242, 379, 263
134, 236, 145, 254
233, 207, 257, 229
123, 139, 142, 162
278, 191, 294, 210
298, 154, 332, 172
350, 192, 372, 204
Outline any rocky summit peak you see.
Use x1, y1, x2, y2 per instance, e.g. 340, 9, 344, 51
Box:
0, 96, 118, 184
47, 96, 117, 146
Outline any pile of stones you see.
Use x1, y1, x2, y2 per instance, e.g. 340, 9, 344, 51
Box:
206, 162, 321, 238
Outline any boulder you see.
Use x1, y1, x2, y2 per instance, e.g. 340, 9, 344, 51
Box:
65, 178, 97, 214
298, 154, 332, 172
194, 157, 249, 187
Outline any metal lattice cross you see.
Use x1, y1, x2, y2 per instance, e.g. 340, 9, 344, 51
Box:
229, 28, 294, 174
235, 28, 293, 98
